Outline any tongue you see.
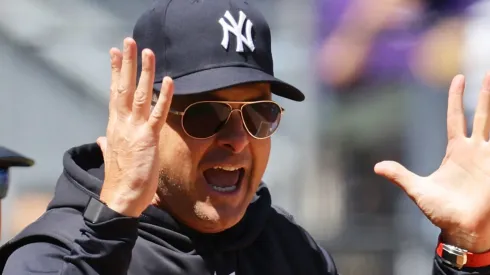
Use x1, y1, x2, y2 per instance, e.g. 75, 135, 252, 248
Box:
203, 169, 240, 187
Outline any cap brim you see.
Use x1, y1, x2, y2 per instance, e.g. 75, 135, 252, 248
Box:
153, 66, 305, 101
0, 147, 34, 167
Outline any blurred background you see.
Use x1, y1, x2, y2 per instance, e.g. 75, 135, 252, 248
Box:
1, 0, 490, 274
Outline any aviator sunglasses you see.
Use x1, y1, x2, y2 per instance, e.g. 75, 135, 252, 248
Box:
166, 100, 284, 139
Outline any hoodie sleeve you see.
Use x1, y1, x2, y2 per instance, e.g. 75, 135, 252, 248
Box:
3, 207, 139, 275
318, 245, 339, 275
433, 255, 490, 275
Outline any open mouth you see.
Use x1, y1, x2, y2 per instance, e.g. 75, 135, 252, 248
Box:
203, 166, 245, 193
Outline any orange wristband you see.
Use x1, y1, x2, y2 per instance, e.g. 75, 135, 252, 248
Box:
437, 239, 490, 268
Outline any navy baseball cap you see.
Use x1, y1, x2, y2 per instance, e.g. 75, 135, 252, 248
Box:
0, 146, 34, 168
133, 0, 305, 101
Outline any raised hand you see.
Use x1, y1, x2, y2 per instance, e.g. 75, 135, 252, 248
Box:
375, 73, 490, 253
96, 38, 174, 218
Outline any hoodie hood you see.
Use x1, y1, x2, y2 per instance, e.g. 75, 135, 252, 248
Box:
47, 143, 272, 253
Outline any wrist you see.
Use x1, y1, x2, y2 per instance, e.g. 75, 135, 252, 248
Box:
104, 201, 143, 218
437, 233, 490, 269
441, 231, 490, 253
99, 192, 143, 218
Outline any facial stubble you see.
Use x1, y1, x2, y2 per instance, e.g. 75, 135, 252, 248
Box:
157, 167, 218, 223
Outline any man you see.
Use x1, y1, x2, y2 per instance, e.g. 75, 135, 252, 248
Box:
0, 146, 34, 237
1, 0, 490, 274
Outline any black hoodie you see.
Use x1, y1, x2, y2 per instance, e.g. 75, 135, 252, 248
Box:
0, 143, 485, 275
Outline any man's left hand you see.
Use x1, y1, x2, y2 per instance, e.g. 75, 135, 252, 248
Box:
375, 73, 490, 253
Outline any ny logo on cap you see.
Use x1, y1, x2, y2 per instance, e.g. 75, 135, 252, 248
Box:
218, 10, 255, 52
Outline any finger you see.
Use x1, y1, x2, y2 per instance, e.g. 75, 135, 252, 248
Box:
132, 49, 155, 123
96, 136, 108, 158
107, 49, 123, 138
109, 48, 122, 115
116, 38, 138, 117
472, 72, 490, 140
447, 74, 467, 140
374, 161, 420, 197
148, 76, 174, 133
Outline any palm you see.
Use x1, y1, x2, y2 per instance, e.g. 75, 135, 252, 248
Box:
375, 74, 490, 253
423, 148, 490, 230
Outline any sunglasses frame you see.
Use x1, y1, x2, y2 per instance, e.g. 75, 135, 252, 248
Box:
169, 100, 285, 140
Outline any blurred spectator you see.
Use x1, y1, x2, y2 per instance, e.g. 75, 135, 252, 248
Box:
316, 0, 477, 88
0, 147, 34, 238
314, 0, 478, 274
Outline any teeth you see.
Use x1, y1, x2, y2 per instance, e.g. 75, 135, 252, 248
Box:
211, 185, 237, 193
213, 166, 240, 171
207, 166, 242, 193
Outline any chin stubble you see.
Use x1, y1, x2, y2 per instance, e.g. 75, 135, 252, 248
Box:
157, 168, 214, 222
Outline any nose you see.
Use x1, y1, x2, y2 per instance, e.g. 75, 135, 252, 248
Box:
215, 110, 250, 154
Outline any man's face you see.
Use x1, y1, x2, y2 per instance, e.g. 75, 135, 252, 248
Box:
156, 83, 273, 233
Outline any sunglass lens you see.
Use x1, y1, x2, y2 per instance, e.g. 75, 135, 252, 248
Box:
182, 102, 231, 138
242, 102, 281, 138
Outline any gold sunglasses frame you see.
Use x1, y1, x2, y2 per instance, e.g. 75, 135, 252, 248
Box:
168, 100, 285, 140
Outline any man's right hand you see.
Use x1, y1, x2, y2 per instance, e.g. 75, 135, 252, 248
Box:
96, 37, 174, 218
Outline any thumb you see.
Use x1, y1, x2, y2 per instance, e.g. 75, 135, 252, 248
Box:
374, 160, 420, 194
96, 136, 108, 158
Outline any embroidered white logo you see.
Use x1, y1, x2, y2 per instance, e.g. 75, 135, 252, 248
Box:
213, 272, 235, 275
218, 10, 255, 52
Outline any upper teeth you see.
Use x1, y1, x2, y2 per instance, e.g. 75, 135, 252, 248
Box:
213, 166, 240, 171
